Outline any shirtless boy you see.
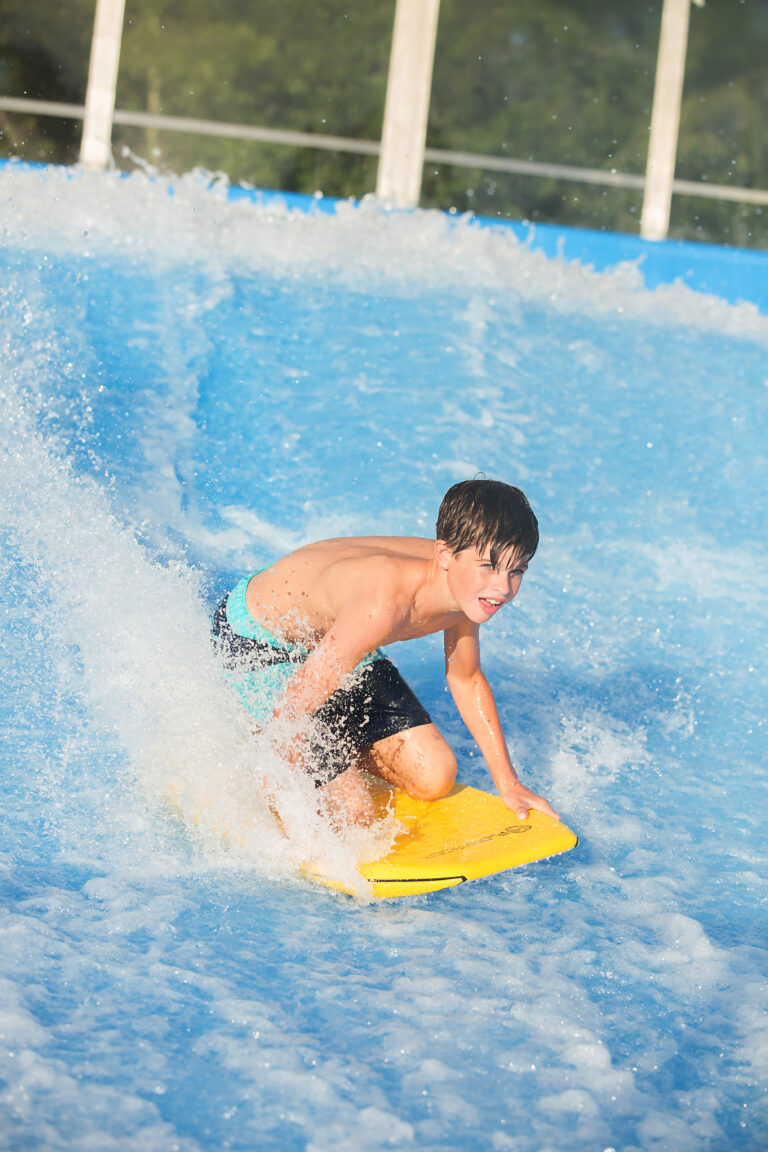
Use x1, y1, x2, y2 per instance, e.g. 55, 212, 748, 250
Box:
212, 479, 557, 824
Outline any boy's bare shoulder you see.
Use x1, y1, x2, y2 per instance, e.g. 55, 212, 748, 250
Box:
285, 535, 431, 581
322, 537, 432, 593
249, 537, 435, 639
315, 535, 434, 562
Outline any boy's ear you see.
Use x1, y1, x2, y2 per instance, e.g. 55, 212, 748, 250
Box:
434, 539, 453, 570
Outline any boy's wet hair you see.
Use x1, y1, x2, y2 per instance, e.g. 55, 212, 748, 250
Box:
436, 479, 539, 566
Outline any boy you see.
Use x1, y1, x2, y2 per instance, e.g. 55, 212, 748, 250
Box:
212, 479, 557, 825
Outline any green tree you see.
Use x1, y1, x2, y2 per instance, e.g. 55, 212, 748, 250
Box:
0, 0, 93, 163
113, 0, 391, 196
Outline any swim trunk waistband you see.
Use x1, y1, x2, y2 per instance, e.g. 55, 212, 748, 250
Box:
223, 573, 385, 669
224, 574, 309, 656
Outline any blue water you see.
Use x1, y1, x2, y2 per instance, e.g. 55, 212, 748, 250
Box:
1, 163, 767, 1150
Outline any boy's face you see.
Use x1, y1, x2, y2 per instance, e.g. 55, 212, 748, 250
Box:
437, 542, 529, 624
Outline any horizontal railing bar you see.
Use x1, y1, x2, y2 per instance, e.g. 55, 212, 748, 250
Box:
2, 95, 767, 207
112, 108, 382, 155
0, 97, 381, 156
423, 146, 645, 189
0, 96, 85, 119
671, 178, 768, 206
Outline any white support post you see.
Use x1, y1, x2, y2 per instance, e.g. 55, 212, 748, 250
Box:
376, 0, 441, 208
640, 0, 692, 241
80, 0, 127, 168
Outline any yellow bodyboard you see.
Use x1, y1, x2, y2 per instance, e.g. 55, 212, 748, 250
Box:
308, 783, 578, 899
165, 778, 576, 900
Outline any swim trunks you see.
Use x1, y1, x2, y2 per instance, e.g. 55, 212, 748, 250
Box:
212, 574, 432, 786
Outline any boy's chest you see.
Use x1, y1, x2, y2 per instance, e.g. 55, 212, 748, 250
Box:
389, 609, 458, 644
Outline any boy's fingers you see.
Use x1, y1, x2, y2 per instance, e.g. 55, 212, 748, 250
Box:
503, 787, 559, 822
528, 797, 560, 822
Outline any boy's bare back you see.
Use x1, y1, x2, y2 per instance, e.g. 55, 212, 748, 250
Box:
246, 536, 457, 650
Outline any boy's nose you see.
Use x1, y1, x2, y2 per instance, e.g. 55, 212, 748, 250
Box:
505, 572, 522, 599
492, 574, 514, 600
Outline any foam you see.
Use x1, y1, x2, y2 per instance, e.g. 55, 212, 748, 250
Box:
0, 315, 383, 898
3, 164, 768, 346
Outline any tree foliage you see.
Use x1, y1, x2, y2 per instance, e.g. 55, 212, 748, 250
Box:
0, 0, 765, 247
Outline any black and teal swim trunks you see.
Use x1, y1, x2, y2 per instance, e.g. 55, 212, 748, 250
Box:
212, 575, 432, 785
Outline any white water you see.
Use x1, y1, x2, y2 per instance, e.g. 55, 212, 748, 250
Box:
0, 162, 766, 1151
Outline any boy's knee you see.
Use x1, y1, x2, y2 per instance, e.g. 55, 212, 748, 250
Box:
412, 746, 456, 802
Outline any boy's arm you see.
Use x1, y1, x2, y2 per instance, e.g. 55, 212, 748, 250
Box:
444, 621, 559, 821
273, 589, 400, 724
269, 595, 399, 771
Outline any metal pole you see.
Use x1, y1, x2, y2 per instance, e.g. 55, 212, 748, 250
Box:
640, 0, 693, 241
376, 0, 441, 208
80, 0, 127, 168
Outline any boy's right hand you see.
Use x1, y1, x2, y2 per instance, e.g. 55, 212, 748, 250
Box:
500, 780, 560, 822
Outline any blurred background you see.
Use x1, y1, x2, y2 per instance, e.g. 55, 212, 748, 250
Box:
0, 1, 766, 245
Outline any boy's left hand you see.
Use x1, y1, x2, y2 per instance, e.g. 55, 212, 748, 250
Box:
500, 781, 560, 822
